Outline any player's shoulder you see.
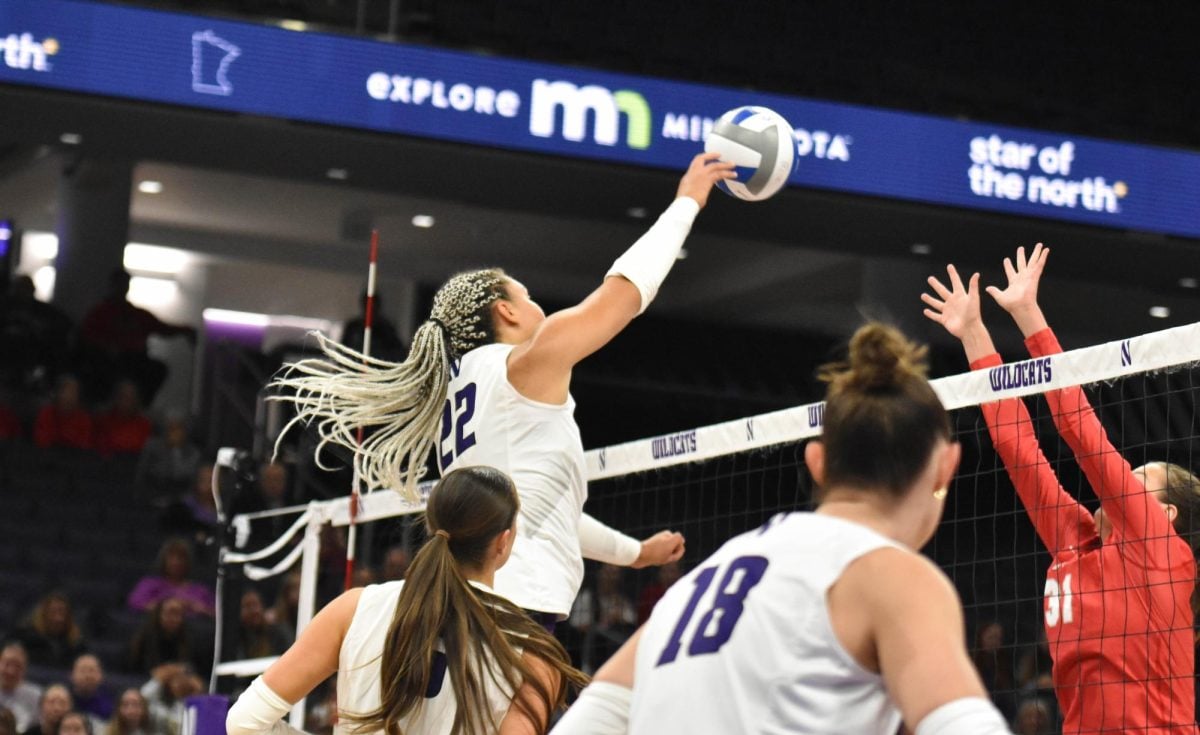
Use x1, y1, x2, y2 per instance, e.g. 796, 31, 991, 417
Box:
841, 545, 959, 612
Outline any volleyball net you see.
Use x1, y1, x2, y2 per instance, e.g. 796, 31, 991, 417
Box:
217, 320, 1200, 726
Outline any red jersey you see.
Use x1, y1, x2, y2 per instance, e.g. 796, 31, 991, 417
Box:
33, 405, 93, 450
974, 328, 1197, 734
94, 411, 152, 455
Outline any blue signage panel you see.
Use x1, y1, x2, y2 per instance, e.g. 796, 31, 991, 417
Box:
2, 0, 1198, 239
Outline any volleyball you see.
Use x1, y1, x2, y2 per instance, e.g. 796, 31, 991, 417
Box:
704, 106, 796, 201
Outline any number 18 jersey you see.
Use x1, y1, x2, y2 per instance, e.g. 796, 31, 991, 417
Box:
630, 513, 905, 735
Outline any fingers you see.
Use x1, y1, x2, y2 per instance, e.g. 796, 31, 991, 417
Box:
1031, 242, 1049, 271
984, 285, 1002, 302
947, 264, 965, 292
1015, 245, 1027, 271
922, 307, 945, 324
927, 275, 952, 300
1002, 256, 1016, 281
920, 292, 945, 310
693, 153, 738, 173
968, 272, 980, 293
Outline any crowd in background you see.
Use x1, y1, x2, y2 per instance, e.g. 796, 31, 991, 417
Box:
0, 269, 195, 451
0, 270, 1061, 735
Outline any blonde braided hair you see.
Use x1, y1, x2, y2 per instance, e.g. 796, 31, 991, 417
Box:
271, 268, 510, 501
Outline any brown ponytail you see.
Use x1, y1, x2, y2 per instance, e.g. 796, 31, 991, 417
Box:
817, 323, 950, 497
341, 466, 587, 735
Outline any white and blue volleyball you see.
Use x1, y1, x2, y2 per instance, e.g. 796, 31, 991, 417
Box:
704, 106, 796, 201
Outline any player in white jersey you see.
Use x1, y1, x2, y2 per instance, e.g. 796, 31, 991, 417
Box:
553, 323, 1014, 735
274, 153, 736, 620
226, 466, 587, 735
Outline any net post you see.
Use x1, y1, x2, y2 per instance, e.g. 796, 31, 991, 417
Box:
289, 502, 326, 728
344, 229, 380, 591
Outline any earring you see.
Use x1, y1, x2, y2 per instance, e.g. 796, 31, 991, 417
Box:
933, 487, 948, 500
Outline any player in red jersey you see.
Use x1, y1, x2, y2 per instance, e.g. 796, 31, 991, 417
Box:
924, 244, 1200, 734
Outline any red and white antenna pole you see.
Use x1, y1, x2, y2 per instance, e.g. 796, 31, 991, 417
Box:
345, 229, 379, 591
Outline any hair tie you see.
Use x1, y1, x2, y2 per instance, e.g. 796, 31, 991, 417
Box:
428, 317, 449, 334
434, 529, 450, 541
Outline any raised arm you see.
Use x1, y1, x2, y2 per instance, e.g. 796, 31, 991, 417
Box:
924, 264, 1096, 553
989, 244, 1171, 557
508, 153, 735, 403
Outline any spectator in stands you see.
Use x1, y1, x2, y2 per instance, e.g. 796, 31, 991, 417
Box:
0, 706, 16, 735
0, 643, 41, 733
379, 545, 410, 581
13, 593, 88, 669
140, 665, 201, 735
232, 591, 288, 662
255, 462, 291, 510
971, 620, 1016, 720
125, 600, 205, 680
635, 560, 682, 624
180, 465, 217, 530
67, 656, 112, 724
264, 573, 300, 644
77, 269, 195, 405
33, 376, 92, 451
350, 565, 375, 588
234, 462, 295, 551
0, 274, 72, 393
1013, 697, 1055, 735
94, 381, 152, 458
103, 689, 154, 735
0, 392, 21, 441
339, 291, 407, 363
569, 564, 637, 670
54, 712, 91, 735
24, 684, 71, 735
1016, 629, 1053, 688
134, 416, 201, 500
126, 540, 214, 618
159, 464, 218, 547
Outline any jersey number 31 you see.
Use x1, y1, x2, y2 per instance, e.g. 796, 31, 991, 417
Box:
656, 555, 769, 667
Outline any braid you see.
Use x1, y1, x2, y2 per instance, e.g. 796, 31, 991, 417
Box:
430, 269, 508, 359
271, 269, 509, 501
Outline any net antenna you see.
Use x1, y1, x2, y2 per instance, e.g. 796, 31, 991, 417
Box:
345, 229, 381, 591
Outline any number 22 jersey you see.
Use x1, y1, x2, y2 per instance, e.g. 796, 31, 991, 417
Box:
630, 513, 906, 735
441, 342, 589, 617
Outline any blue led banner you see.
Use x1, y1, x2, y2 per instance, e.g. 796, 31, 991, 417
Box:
3, 0, 1199, 239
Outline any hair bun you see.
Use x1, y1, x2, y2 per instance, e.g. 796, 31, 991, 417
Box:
822, 323, 929, 392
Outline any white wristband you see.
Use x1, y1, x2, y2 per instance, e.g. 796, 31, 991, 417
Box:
579, 513, 642, 566
606, 197, 700, 314
227, 677, 309, 735
914, 697, 1012, 735
550, 682, 633, 735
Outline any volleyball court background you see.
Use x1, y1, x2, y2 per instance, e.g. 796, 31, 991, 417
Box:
218, 321, 1200, 731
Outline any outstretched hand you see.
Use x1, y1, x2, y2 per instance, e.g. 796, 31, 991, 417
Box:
676, 152, 737, 209
985, 243, 1049, 315
921, 265, 982, 340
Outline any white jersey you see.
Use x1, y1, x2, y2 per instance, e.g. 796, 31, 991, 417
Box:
630, 513, 906, 735
335, 580, 515, 735
441, 343, 588, 616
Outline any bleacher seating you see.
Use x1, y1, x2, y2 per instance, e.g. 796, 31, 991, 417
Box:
0, 443, 172, 688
